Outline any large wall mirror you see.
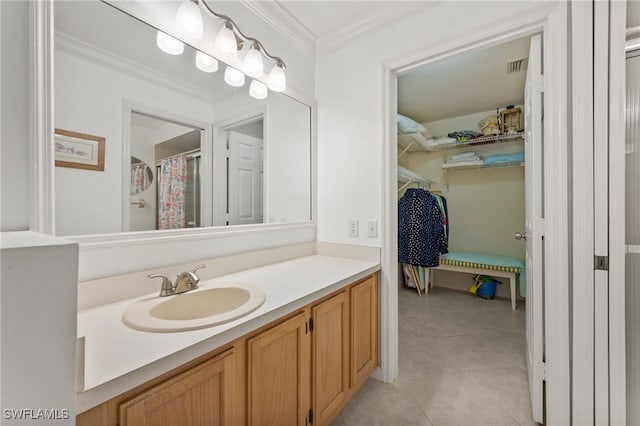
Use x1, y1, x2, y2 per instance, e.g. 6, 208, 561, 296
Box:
53, 0, 312, 236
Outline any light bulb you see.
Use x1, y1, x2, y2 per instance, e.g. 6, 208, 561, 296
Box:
176, 0, 203, 39
215, 24, 237, 59
244, 45, 264, 78
249, 79, 268, 100
224, 66, 245, 87
156, 31, 184, 55
195, 51, 218, 73
267, 63, 286, 92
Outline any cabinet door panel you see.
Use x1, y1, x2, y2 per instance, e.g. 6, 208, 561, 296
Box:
119, 348, 236, 426
247, 311, 310, 426
350, 275, 378, 389
312, 291, 349, 425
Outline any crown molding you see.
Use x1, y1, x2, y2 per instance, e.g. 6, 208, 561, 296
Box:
316, 1, 443, 57
238, 0, 316, 57
55, 32, 215, 103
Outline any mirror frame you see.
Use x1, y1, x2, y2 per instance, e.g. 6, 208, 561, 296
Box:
31, 0, 316, 248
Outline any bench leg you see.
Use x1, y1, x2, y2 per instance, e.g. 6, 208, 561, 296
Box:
510, 274, 516, 310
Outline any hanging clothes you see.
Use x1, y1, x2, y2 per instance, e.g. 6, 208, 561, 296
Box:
398, 188, 448, 267
432, 193, 449, 243
157, 155, 187, 229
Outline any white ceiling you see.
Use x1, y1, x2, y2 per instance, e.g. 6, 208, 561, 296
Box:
243, 0, 440, 55
398, 36, 532, 123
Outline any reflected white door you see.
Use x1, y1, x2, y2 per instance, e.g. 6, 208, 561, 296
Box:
524, 33, 544, 424
227, 131, 263, 225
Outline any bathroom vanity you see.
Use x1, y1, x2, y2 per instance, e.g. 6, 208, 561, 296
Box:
76, 255, 379, 426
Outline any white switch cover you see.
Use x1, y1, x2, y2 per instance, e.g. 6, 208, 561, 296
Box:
367, 221, 377, 238
349, 220, 359, 237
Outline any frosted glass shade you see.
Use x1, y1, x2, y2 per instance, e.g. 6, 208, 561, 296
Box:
244, 47, 264, 78
195, 51, 218, 73
249, 80, 268, 100
156, 31, 184, 55
224, 66, 245, 87
267, 64, 286, 92
176, 1, 203, 39
215, 25, 237, 59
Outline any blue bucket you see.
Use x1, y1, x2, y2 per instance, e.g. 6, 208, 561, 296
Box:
477, 281, 499, 299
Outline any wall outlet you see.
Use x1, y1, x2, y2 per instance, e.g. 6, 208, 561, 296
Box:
367, 221, 377, 238
349, 220, 359, 237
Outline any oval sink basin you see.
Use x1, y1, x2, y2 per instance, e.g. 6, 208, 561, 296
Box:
123, 283, 266, 333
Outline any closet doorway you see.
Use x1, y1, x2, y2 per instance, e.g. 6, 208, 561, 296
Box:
394, 34, 544, 423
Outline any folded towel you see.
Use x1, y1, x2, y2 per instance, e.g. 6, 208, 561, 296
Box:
484, 152, 525, 164
397, 114, 420, 134
452, 151, 480, 162
442, 159, 484, 168
426, 137, 457, 151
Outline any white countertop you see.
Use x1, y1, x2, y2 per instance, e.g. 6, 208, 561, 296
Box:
77, 255, 379, 412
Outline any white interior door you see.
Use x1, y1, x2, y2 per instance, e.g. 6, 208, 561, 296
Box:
227, 130, 263, 225
524, 33, 544, 424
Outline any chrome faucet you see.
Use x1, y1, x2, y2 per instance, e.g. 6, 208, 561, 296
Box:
148, 265, 206, 297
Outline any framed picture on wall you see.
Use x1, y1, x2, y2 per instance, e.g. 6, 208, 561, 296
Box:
54, 128, 105, 171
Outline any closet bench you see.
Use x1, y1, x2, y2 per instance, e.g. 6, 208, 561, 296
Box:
431, 252, 525, 310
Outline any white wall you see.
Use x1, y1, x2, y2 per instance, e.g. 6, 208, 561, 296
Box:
265, 94, 312, 223
1, 1, 30, 232
315, 1, 553, 246
1, 233, 78, 425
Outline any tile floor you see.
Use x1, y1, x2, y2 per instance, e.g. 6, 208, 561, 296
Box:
333, 287, 538, 426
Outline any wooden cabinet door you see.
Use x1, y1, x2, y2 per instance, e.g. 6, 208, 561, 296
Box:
247, 311, 310, 426
119, 348, 237, 426
312, 291, 349, 426
350, 274, 378, 389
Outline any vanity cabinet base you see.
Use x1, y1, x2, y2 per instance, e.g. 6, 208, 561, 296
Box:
77, 273, 379, 426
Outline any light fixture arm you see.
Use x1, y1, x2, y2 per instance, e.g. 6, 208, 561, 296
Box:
198, 0, 286, 69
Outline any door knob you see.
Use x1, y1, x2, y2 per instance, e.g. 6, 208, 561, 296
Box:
514, 232, 527, 240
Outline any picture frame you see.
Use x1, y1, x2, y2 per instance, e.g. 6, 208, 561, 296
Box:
54, 128, 105, 171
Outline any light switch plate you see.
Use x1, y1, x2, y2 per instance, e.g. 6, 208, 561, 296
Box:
367, 221, 377, 238
349, 220, 359, 237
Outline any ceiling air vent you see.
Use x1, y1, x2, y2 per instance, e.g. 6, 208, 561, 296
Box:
506, 57, 529, 74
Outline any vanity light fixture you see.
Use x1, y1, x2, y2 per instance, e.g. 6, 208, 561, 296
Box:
249, 79, 268, 100
156, 31, 184, 55
172, 0, 287, 92
214, 22, 238, 59
244, 43, 264, 78
224, 66, 245, 87
268, 61, 286, 92
195, 51, 218, 73
175, 0, 203, 39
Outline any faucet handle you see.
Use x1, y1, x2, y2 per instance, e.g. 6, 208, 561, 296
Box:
191, 265, 206, 279
148, 273, 174, 297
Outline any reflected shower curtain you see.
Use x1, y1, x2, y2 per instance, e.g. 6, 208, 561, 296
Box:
130, 162, 148, 196
158, 155, 187, 229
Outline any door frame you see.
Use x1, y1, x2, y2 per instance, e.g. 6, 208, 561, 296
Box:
380, 3, 570, 423
122, 100, 212, 232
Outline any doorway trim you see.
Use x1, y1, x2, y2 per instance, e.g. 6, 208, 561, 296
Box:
380, 3, 570, 423
122, 100, 212, 232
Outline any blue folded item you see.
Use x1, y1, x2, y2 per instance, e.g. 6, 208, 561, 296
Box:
483, 152, 525, 164
448, 130, 481, 140
397, 114, 419, 134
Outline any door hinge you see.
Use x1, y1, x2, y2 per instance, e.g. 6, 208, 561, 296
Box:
309, 408, 313, 423
309, 318, 314, 332
594, 255, 609, 271
537, 361, 546, 381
